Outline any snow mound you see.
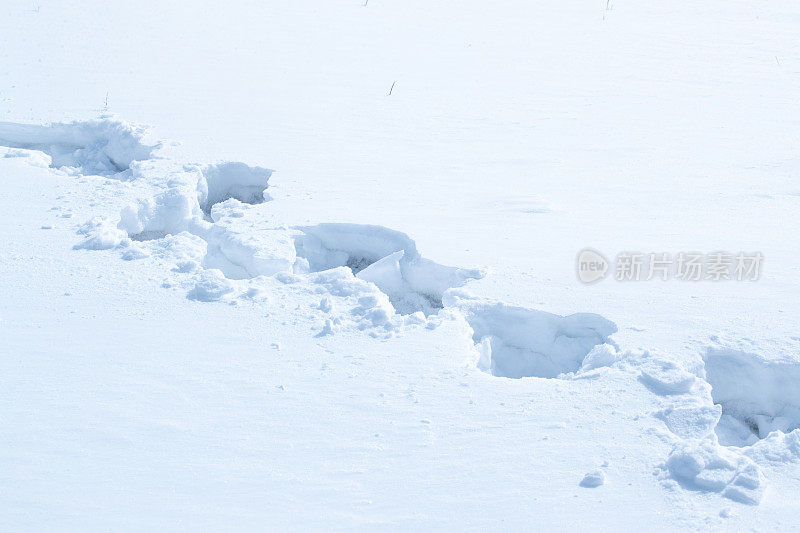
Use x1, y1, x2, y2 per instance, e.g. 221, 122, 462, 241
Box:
444, 291, 617, 378
705, 348, 800, 446
294, 223, 484, 315
0, 119, 157, 175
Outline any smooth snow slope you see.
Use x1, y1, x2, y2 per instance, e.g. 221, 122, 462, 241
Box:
1, 0, 800, 530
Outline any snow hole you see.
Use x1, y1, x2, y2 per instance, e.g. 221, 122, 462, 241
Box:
705, 347, 800, 447
444, 293, 617, 379
198, 161, 273, 215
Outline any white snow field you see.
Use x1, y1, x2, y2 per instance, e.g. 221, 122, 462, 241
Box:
2, 0, 800, 530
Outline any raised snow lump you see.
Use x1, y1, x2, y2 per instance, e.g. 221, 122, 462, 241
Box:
0, 119, 157, 175
444, 291, 617, 378
704, 347, 800, 446
293, 223, 484, 315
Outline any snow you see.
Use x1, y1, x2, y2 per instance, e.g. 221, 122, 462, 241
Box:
6, 116, 800, 530
580, 470, 606, 489
706, 348, 800, 445
665, 440, 766, 505
296, 223, 484, 315
444, 290, 617, 378
2, 0, 800, 529
200, 162, 273, 212
0, 118, 157, 174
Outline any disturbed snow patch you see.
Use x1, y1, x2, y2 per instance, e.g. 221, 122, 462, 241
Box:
0, 119, 157, 175
665, 439, 766, 505
6, 117, 791, 508
444, 291, 617, 378
294, 223, 484, 315
73, 216, 129, 250
621, 349, 770, 505
197, 199, 295, 279
118, 161, 272, 240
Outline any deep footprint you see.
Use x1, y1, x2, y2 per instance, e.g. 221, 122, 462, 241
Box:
705, 347, 800, 446
444, 291, 617, 378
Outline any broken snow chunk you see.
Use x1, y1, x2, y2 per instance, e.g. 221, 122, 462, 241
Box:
357, 250, 406, 295
209, 198, 248, 221
579, 343, 619, 372
317, 297, 333, 313
73, 216, 128, 250
351, 294, 394, 327
201, 221, 295, 279
187, 269, 235, 301
403, 311, 427, 326
579, 470, 605, 488
316, 318, 337, 337
121, 245, 150, 261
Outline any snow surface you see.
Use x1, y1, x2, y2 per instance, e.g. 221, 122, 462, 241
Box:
2, 0, 800, 530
